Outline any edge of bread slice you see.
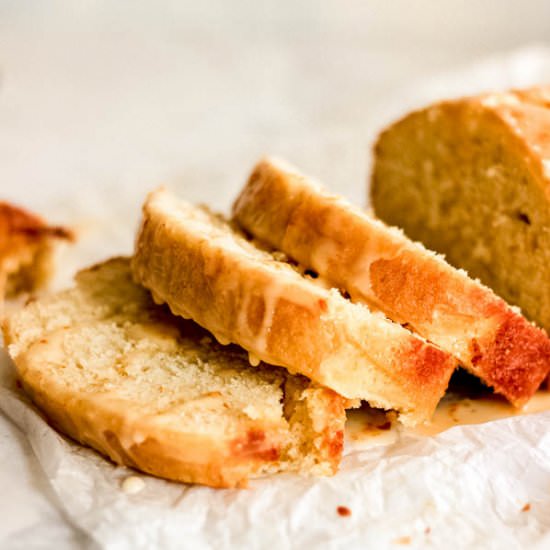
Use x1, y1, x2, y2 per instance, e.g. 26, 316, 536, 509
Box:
3, 257, 348, 488
370, 87, 550, 339
132, 189, 457, 426
0, 201, 72, 300
233, 157, 550, 406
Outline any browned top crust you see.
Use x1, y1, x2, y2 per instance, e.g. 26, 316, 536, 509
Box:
477, 89, 550, 202
377, 88, 550, 202
233, 158, 550, 406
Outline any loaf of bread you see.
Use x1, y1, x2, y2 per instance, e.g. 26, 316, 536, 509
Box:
371, 87, 550, 337
3, 257, 348, 488
132, 188, 457, 426
233, 158, 550, 406
0, 201, 71, 299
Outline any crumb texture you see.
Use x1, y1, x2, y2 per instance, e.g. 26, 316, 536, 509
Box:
3, 257, 346, 488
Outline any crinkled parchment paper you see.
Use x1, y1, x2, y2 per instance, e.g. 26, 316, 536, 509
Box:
2, 351, 550, 550
2, 47, 550, 549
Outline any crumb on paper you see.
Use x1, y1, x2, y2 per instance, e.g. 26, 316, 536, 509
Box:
393, 535, 411, 545
121, 476, 145, 494
424, 526, 431, 534
522, 503, 531, 512
336, 506, 351, 517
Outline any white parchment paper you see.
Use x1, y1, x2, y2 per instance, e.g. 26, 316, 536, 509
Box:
2, 46, 550, 550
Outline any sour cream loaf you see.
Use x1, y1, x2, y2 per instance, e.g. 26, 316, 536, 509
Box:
233, 158, 550, 406
132, 188, 457, 426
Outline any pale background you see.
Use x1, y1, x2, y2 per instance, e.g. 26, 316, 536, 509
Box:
1, 2, 550, 548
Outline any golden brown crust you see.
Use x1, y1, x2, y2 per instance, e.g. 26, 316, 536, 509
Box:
15, 350, 346, 488
14, 357, 258, 488
133, 189, 457, 425
3, 258, 348, 488
234, 158, 550, 406
0, 201, 72, 298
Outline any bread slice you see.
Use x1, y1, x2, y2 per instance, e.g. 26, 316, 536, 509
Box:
371, 87, 550, 336
132, 188, 456, 426
233, 158, 550, 406
0, 201, 72, 299
3, 257, 348, 488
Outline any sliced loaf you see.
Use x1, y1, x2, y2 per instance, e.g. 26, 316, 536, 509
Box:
132, 188, 457, 426
233, 157, 550, 406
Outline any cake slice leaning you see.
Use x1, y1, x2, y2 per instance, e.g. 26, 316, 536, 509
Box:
3, 257, 348, 488
132, 188, 457, 426
233, 158, 550, 406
